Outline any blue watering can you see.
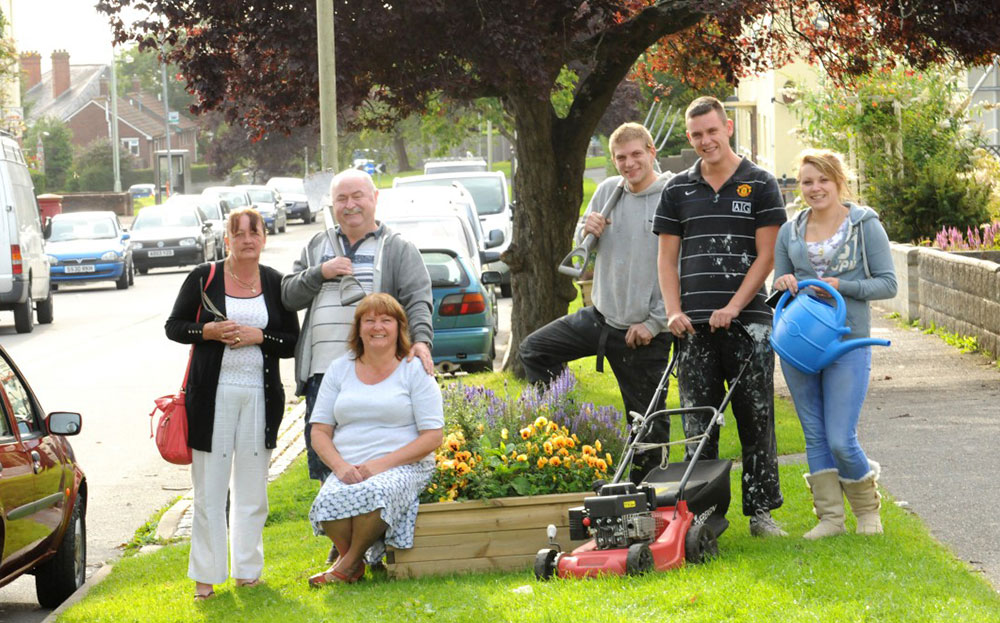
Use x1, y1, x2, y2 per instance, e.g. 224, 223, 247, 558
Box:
771, 279, 890, 374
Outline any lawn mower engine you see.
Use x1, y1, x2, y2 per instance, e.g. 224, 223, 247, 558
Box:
569, 482, 657, 549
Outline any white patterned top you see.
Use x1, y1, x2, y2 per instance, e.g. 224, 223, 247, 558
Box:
806, 218, 849, 277
218, 294, 269, 387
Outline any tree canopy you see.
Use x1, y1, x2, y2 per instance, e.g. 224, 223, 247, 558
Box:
98, 0, 1000, 373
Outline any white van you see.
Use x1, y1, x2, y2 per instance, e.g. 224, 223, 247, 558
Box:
0, 136, 52, 333
393, 171, 513, 296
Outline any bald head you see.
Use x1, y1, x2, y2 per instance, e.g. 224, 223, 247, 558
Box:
330, 168, 377, 196
330, 167, 379, 239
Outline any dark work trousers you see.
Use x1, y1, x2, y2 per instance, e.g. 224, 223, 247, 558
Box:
677, 323, 783, 516
519, 306, 672, 484
304, 374, 332, 483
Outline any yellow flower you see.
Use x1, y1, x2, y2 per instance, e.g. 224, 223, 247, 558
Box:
446, 438, 462, 452
516, 453, 528, 462
455, 461, 471, 475
500, 454, 508, 463
595, 439, 602, 453
534, 416, 548, 429
520, 427, 533, 440
447, 488, 458, 500
582, 445, 595, 456
537, 457, 548, 469
557, 448, 570, 457
501, 428, 509, 440
605, 453, 614, 466
543, 441, 554, 455
439, 496, 450, 503
468, 457, 476, 468
595, 458, 608, 472
566, 437, 576, 449
441, 460, 455, 470
549, 456, 562, 467
548, 421, 559, 432
429, 483, 437, 491
455, 451, 472, 462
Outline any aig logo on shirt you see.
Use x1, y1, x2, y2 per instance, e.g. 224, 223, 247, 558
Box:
732, 200, 751, 214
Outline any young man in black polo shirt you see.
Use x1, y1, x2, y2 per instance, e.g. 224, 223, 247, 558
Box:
653, 96, 788, 537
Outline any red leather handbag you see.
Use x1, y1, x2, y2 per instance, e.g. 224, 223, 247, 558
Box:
150, 263, 217, 465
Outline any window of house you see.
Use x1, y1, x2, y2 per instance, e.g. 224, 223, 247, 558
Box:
122, 137, 140, 157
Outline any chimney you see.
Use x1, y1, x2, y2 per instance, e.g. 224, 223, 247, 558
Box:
20, 52, 42, 90
131, 76, 141, 93
51, 50, 71, 98
99, 76, 109, 98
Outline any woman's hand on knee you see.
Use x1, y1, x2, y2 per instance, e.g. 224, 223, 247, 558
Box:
356, 458, 388, 480
334, 461, 364, 484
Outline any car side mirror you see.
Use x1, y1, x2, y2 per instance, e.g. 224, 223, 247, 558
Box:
480, 250, 501, 264
46, 412, 82, 436
202, 223, 212, 233
485, 229, 504, 249
480, 270, 502, 285
121, 232, 131, 241
43, 216, 52, 240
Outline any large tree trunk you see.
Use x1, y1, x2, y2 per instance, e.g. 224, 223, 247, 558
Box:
393, 130, 412, 172
502, 95, 588, 377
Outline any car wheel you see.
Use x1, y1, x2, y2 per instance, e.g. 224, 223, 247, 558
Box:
128, 260, 135, 285
35, 494, 86, 608
36, 292, 54, 324
268, 223, 276, 235
116, 265, 130, 290
51, 283, 60, 291
279, 219, 287, 233
14, 297, 34, 333
137, 265, 149, 275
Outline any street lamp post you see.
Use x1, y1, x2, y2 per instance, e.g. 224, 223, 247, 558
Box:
316, 0, 338, 171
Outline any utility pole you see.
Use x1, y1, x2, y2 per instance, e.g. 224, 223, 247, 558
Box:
109, 47, 122, 193
316, 0, 338, 171
161, 56, 173, 197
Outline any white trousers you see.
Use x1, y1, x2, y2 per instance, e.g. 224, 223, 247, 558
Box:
188, 384, 271, 585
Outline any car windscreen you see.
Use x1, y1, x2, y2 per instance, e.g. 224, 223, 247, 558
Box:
421, 251, 469, 287
49, 216, 118, 241
246, 189, 273, 203
425, 164, 487, 174
132, 208, 198, 230
383, 217, 475, 258
269, 180, 305, 194
221, 192, 249, 207
199, 202, 223, 220
401, 178, 505, 215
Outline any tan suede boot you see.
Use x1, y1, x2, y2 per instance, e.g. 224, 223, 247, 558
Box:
841, 460, 883, 535
803, 469, 846, 540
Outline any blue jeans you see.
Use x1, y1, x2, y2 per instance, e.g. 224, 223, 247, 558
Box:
781, 346, 872, 480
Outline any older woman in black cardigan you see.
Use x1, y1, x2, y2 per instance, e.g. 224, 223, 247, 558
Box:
166, 208, 299, 600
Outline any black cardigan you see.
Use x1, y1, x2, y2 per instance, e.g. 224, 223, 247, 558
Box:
165, 261, 300, 452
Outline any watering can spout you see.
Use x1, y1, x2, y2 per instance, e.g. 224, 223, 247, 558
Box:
818, 337, 891, 368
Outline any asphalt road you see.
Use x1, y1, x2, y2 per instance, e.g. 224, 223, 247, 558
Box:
0, 219, 316, 621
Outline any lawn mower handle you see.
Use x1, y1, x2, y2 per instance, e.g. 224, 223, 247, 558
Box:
557, 180, 625, 278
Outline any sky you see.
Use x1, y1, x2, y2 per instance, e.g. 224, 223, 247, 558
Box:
10, 0, 144, 72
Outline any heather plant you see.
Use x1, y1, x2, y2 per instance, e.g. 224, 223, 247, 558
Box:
424, 369, 626, 502
931, 221, 1000, 251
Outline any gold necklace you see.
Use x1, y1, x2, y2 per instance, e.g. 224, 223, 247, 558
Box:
227, 260, 259, 294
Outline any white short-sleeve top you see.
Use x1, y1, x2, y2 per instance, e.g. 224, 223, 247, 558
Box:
310, 355, 444, 465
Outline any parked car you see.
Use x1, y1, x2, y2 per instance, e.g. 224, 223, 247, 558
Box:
46, 211, 134, 290
266, 176, 318, 223
129, 204, 217, 274
393, 170, 513, 296
423, 157, 488, 175
163, 194, 228, 260
0, 135, 52, 333
127, 183, 155, 200
235, 184, 287, 234
421, 247, 501, 373
0, 344, 86, 608
202, 186, 253, 212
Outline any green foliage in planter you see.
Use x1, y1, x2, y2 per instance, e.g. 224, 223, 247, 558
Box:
792, 65, 994, 242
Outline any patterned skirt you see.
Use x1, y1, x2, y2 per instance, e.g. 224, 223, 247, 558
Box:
309, 460, 434, 562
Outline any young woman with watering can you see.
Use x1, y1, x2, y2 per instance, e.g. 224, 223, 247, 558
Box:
772, 149, 897, 539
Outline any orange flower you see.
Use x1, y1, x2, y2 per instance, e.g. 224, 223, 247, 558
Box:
595, 458, 608, 472
547, 421, 559, 432
557, 448, 570, 457
520, 427, 533, 440
582, 445, 596, 456
455, 451, 472, 462
455, 461, 471, 475
537, 457, 549, 469
543, 441, 554, 455
516, 453, 528, 462
549, 456, 562, 467
446, 438, 462, 452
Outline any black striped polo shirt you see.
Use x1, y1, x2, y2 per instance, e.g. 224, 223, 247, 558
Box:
652, 157, 786, 324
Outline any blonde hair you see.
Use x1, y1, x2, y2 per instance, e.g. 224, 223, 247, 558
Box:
608, 122, 654, 153
348, 293, 412, 360
796, 149, 853, 200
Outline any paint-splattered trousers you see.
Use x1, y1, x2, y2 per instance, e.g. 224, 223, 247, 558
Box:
677, 323, 783, 516
519, 306, 673, 483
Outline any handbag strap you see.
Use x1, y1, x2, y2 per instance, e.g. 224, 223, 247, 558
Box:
179, 262, 218, 391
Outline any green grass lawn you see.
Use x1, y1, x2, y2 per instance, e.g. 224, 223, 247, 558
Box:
59, 457, 1000, 623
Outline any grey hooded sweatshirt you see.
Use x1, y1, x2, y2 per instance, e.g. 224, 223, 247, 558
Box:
582, 172, 672, 336
773, 202, 897, 340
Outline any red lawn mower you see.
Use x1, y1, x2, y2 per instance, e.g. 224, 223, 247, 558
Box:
535, 323, 755, 579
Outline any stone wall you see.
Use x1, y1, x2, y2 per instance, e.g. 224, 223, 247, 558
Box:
883, 243, 1000, 357
59, 193, 132, 217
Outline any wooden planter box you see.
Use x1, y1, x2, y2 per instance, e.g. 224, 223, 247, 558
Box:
385, 491, 589, 579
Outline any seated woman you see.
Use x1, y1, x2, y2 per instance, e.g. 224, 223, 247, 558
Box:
307, 293, 443, 585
